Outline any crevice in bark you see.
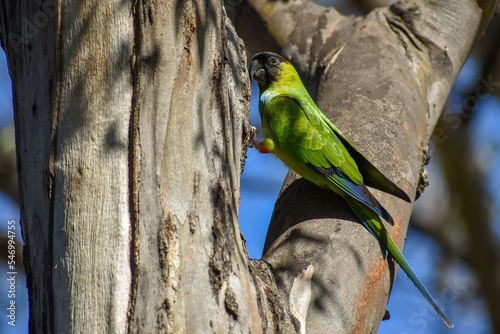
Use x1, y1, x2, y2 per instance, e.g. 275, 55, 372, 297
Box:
248, 259, 296, 334
127, 0, 142, 331
208, 183, 234, 296
415, 143, 430, 200
45, 2, 64, 333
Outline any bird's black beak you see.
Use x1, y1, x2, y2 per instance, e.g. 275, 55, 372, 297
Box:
249, 60, 265, 84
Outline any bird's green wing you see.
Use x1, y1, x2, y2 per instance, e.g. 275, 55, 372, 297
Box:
314, 110, 412, 203
263, 94, 362, 185
285, 80, 410, 202
263, 94, 393, 223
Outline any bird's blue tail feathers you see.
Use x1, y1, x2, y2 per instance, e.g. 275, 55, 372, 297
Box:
344, 197, 454, 328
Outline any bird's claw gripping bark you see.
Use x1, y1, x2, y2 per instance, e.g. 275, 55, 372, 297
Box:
249, 126, 273, 153
249, 126, 259, 148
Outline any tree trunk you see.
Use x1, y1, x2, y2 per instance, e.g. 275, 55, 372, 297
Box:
0, 0, 269, 332
0, 0, 495, 333
127, 1, 263, 332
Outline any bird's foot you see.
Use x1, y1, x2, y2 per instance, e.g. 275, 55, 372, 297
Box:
249, 126, 259, 148
249, 126, 274, 154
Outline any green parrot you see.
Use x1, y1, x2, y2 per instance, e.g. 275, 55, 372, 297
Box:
249, 51, 453, 328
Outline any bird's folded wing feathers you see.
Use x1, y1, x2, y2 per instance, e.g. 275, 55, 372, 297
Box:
264, 95, 393, 223
265, 95, 363, 185
317, 112, 412, 203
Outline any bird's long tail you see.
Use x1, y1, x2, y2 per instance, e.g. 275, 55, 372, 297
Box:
344, 197, 454, 328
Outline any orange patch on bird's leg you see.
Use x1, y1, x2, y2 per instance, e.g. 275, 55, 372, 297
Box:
257, 142, 271, 154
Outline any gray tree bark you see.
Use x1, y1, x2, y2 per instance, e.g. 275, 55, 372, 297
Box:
0, 0, 265, 332
0, 0, 495, 333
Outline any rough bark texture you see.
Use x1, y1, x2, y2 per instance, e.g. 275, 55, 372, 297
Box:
0, 0, 496, 333
1, 1, 135, 332
128, 1, 263, 332
0, 0, 279, 332
0, 2, 60, 332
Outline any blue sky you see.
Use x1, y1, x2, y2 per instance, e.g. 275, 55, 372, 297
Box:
0, 52, 28, 334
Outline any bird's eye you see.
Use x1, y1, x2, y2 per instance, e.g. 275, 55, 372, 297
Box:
270, 57, 279, 65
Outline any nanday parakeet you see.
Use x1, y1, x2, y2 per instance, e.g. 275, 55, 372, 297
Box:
249, 52, 453, 328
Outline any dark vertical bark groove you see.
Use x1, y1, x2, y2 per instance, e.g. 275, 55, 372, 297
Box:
127, 0, 141, 330
45, 1, 63, 332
